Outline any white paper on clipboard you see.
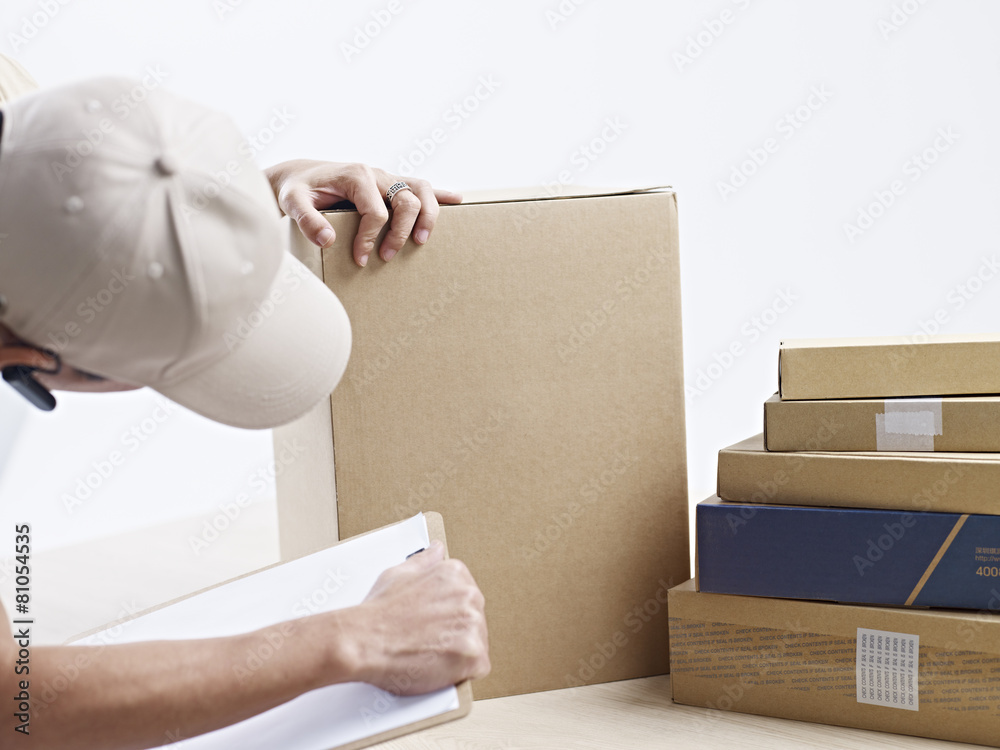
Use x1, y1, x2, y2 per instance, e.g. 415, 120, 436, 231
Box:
73, 513, 459, 749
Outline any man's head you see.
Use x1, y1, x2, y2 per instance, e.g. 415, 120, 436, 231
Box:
0, 77, 351, 427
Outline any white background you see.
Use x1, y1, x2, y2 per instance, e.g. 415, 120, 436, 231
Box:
1, 0, 998, 555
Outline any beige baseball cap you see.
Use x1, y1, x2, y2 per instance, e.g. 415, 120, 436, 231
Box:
0, 77, 351, 429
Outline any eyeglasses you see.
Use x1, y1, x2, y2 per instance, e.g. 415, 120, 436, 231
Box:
2, 349, 62, 411
0, 323, 113, 411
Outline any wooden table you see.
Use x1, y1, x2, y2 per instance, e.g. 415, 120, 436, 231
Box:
376, 676, 982, 749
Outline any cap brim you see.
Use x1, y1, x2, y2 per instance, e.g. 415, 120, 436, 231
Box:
158, 252, 351, 429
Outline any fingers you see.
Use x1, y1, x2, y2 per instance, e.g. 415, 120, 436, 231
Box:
373, 178, 461, 260
387, 182, 463, 251
433, 188, 463, 206
465, 630, 492, 682
441, 558, 490, 682
350, 547, 490, 692
405, 539, 446, 571
408, 180, 441, 247
379, 188, 422, 261
335, 167, 459, 264
0, 345, 55, 371
274, 161, 460, 266
281, 187, 338, 249
347, 171, 390, 267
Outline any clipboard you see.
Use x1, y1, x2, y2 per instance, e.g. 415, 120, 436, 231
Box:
67, 512, 472, 750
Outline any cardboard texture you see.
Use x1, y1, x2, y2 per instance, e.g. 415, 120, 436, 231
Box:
696, 497, 1000, 610
779, 334, 1000, 400
274, 186, 689, 700
764, 393, 1000, 453
669, 579, 1000, 747
718, 434, 1000, 515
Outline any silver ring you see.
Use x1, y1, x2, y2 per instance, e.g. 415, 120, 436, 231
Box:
385, 181, 411, 203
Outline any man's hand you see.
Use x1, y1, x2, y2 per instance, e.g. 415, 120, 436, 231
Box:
336, 540, 490, 695
265, 160, 462, 267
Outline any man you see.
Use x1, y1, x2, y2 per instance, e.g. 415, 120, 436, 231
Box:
0, 58, 489, 748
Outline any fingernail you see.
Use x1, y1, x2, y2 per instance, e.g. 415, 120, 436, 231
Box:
384, 249, 397, 261
359, 253, 369, 267
415, 229, 429, 244
316, 227, 335, 247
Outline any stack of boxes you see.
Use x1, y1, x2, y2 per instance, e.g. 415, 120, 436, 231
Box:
670, 334, 1000, 747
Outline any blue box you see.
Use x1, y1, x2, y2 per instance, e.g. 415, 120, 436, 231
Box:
696, 496, 1000, 610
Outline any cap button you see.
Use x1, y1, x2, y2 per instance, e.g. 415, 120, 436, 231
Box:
155, 153, 179, 176
64, 196, 85, 214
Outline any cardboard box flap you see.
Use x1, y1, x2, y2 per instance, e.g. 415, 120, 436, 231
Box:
319, 185, 674, 212
670, 580, 1000, 653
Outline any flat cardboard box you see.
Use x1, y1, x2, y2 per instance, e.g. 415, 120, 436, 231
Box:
669, 579, 1000, 747
718, 434, 1000, 515
696, 496, 1000, 610
274, 186, 690, 699
764, 393, 1000, 452
779, 334, 1000, 400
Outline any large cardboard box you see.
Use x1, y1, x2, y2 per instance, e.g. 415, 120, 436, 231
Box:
764, 393, 1000, 452
274, 186, 689, 699
696, 496, 1000, 610
779, 334, 1000, 400
718, 434, 1000, 515
669, 580, 1000, 747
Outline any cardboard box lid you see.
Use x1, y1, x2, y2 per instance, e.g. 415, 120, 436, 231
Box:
779, 333, 1000, 400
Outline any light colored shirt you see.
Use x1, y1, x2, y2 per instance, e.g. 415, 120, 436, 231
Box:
0, 54, 39, 105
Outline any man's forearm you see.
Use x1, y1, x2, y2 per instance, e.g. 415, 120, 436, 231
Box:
7, 613, 349, 750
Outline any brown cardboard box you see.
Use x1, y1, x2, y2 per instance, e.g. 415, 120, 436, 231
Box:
764, 393, 1000, 452
273, 186, 689, 699
669, 579, 1000, 747
718, 434, 1000, 515
779, 334, 1000, 400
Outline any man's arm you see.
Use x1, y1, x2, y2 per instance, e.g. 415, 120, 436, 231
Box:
1, 541, 488, 749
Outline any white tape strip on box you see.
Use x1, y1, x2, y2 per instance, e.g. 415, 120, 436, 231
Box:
875, 398, 943, 451
856, 628, 919, 711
